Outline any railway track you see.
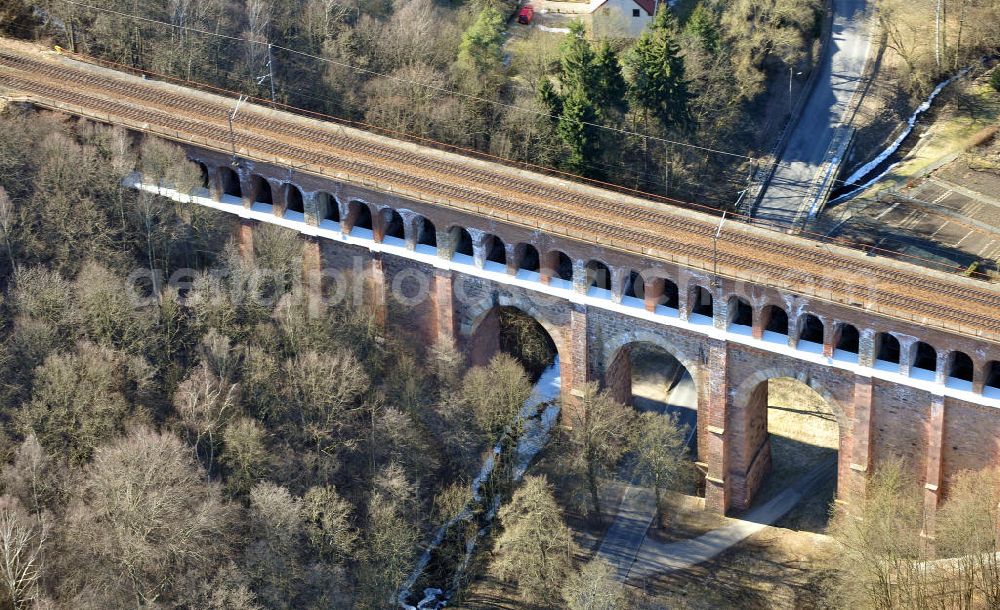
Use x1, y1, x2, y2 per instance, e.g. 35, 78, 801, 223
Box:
0, 43, 997, 337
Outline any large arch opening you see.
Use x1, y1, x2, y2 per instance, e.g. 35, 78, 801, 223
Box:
469, 305, 558, 385
607, 343, 697, 453
947, 351, 974, 384
742, 377, 840, 532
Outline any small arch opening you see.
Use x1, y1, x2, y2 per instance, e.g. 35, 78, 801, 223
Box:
624, 271, 643, 299
319, 193, 339, 223
655, 277, 680, 309
763, 305, 789, 335
517, 244, 540, 272
544, 251, 573, 282
835, 324, 860, 354
948, 351, 974, 382
799, 314, 824, 345
729, 296, 753, 327
586, 260, 612, 291
876, 333, 900, 364
251, 175, 273, 205
986, 362, 1000, 389
452, 227, 473, 258
383, 209, 405, 241
196, 162, 210, 189
416, 217, 437, 247
220, 167, 241, 198
912, 342, 937, 372
485, 235, 507, 266
691, 285, 714, 317
350, 201, 373, 234
284, 184, 304, 215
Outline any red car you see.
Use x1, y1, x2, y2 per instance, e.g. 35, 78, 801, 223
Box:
518, 5, 534, 24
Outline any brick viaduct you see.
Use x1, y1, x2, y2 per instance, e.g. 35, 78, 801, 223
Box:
144, 147, 1000, 533
2, 40, 999, 533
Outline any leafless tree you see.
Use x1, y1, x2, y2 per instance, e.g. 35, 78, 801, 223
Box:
0, 497, 46, 610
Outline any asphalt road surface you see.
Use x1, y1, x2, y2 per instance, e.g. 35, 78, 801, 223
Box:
754, 0, 874, 228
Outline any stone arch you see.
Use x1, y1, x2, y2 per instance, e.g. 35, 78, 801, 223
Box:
728, 295, 753, 327
250, 175, 273, 205
986, 361, 1000, 391
515, 243, 540, 273
875, 332, 901, 365
834, 322, 860, 354
218, 166, 241, 199
642, 274, 680, 310
381, 208, 405, 242
415, 216, 437, 248
689, 284, 714, 317
729, 366, 848, 515
797, 313, 824, 345
318, 192, 339, 223
461, 293, 569, 392
585, 259, 612, 291
947, 350, 974, 382
541, 249, 573, 283
623, 270, 643, 300
601, 329, 703, 387
730, 368, 848, 427
284, 184, 304, 216
484, 234, 507, 266
195, 161, 210, 190
912, 341, 937, 373
449, 226, 474, 258
347, 200, 373, 234
761, 304, 789, 335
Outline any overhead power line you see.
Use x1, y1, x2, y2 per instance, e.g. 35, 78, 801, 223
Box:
50, 0, 753, 162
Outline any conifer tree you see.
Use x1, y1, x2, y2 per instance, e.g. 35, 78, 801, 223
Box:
557, 85, 601, 175
624, 6, 693, 131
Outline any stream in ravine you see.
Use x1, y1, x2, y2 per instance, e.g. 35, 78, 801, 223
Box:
397, 359, 562, 610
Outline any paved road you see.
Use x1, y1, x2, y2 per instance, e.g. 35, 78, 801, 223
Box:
596, 456, 838, 582
627, 457, 837, 579
754, 0, 874, 228
596, 371, 697, 581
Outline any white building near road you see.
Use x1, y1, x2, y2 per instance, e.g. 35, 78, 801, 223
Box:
532, 0, 661, 38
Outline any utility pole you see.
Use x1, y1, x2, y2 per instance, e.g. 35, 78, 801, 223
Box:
712, 211, 727, 290
266, 43, 276, 104
229, 94, 248, 167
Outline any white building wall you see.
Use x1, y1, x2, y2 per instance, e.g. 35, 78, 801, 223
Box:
589, 0, 652, 38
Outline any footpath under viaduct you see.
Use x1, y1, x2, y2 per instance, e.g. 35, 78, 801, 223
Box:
1, 39, 999, 531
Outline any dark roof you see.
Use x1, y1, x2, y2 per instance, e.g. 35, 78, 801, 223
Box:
633, 0, 657, 15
